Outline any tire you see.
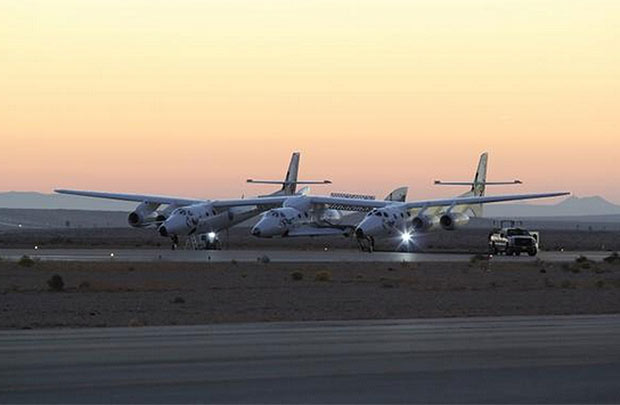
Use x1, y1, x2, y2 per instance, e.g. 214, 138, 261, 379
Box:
528, 248, 537, 257
515, 251, 521, 256
506, 248, 513, 256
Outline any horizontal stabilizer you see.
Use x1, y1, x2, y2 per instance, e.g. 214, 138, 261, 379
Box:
434, 180, 522, 186
247, 179, 332, 185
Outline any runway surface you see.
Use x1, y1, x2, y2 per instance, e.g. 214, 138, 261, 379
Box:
0, 248, 613, 263
1, 315, 619, 403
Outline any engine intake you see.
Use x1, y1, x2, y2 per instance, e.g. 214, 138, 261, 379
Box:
411, 215, 439, 232
439, 212, 470, 230
127, 202, 161, 228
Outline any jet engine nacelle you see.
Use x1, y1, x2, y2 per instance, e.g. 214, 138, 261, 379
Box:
411, 214, 440, 232
128, 202, 162, 228
318, 209, 342, 225
439, 212, 470, 231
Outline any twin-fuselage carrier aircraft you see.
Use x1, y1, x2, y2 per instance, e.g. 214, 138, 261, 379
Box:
56, 152, 569, 252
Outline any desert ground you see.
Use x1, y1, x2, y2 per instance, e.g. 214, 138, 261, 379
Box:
1, 254, 619, 329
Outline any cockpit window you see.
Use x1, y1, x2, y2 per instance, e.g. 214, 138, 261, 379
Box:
375, 212, 382, 216
383, 212, 388, 217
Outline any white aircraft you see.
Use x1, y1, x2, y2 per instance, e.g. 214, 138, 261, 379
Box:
248, 152, 545, 251
55, 152, 330, 248
250, 186, 409, 238
56, 152, 569, 252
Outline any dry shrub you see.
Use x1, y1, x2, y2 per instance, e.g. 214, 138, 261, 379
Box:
290, 271, 303, 281
47, 274, 64, 291
603, 252, 620, 265
18, 255, 35, 267
315, 271, 331, 282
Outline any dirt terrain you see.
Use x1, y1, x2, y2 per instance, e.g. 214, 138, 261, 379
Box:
1, 255, 619, 329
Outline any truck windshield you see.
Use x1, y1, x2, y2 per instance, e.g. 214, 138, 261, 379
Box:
507, 229, 530, 236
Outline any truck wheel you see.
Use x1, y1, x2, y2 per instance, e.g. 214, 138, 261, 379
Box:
506, 248, 513, 256
515, 251, 521, 256
528, 248, 537, 256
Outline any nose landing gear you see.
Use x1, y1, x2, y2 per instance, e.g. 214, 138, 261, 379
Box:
356, 236, 375, 252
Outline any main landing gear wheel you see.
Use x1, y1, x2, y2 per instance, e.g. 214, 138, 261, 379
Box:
171, 235, 179, 250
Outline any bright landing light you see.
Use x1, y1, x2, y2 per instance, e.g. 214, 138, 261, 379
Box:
401, 232, 413, 243
207, 232, 216, 241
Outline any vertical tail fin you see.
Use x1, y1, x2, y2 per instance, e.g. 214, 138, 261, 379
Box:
472, 152, 488, 197
282, 152, 300, 195
384, 186, 408, 202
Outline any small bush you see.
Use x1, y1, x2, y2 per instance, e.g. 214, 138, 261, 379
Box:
18, 255, 35, 267
290, 271, 304, 281
47, 274, 64, 291
315, 271, 331, 282
603, 252, 620, 265
171, 296, 185, 304
231, 259, 238, 266
575, 255, 590, 264
258, 255, 271, 264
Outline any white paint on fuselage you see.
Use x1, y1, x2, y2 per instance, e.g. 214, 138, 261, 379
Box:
160, 203, 262, 236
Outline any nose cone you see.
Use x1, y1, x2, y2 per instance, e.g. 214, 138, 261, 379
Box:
160, 214, 187, 236
251, 216, 282, 238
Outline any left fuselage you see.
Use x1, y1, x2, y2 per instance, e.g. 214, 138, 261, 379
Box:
158, 203, 261, 237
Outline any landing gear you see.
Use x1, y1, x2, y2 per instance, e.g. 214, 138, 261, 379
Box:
171, 235, 179, 250
357, 236, 375, 253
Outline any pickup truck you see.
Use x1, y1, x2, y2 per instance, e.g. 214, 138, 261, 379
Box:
488, 227, 539, 256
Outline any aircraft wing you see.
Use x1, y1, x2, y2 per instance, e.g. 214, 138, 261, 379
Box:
402, 192, 570, 210
55, 189, 203, 206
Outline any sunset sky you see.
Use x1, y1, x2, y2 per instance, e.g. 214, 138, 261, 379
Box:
1, 0, 618, 203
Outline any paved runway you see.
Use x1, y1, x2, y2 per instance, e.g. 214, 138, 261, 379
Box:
1, 315, 619, 403
0, 248, 613, 263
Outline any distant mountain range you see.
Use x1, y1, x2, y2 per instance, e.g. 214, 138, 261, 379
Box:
1, 192, 619, 218
0, 192, 135, 211
483, 196, 620, 217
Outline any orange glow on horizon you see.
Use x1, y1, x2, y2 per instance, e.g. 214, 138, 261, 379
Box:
1, 0, 618, 202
